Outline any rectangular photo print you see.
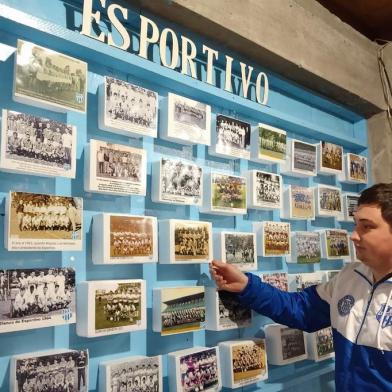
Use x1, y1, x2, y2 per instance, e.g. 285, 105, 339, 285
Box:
154, 157, 203, 206
347, 153, 368, 183
99, 76, 158, 138
342, 194, 359, 221
1, 110, 76, 178
213, 114, 251, 159
316, 185, 342, 217
11, 349, 88, 392
280, 327, 307, 361
292, 140, 317, 175
261, 272, 288, 291
5, 191, 83, 251
315, 327, 334, 360
158, 286, 205, 335
14, 40, 87, 113
0, 268, 75, 333
222, 232, 257, 271
293, 232, 321, 263
217, 290, 252, 330
288, 272, 324, 292
85, 139, 147, 196
165, 93, 211, 145
290, 186, 315, 219
248, 170, 281, 210
263, 222, 290, 257
255, 123, 286, 162
324, 229, 350, 259
318, 141, 343, 174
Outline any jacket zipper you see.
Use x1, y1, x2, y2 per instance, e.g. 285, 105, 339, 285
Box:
355, 286, 375, 344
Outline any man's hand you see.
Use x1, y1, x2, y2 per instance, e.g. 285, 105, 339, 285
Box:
209, 259, 249, 293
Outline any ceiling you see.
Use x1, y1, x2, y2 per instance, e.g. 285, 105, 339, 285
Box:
316, 0, 392, 42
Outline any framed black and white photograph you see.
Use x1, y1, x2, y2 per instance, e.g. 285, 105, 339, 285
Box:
5, 191, 83, 251
0, 268, 75, 333
98, 76, 158, 138
288, 272, 325, 292
254, 221, 291, 257
281, 139, 317, 177
219, 339, 267, 388
321, 229, 351, 260
76, 280, 146, 338
13, 40, 87, 113
205, 287, 252, 331
251, 123, 286, 163
281, 185, 315, 220
84, 139, 147, 196
340, 153, 368, 184
10, 349, 89, 392
161, 92, 211, 145
152, 157, 203, 206
306, 327, 335, 362
153, 286, 206, 336
260, 272, 288, 291
0, 109, 76, 178
288, 231, 321, 264
214, 231, 257, 271
317, 141, 343, 175
99, 355, 162, 392
315, 185, 342, 217
247, 170, 282, 210
159, 219, 212, 264
264, 324, 307, 365
202, 172, 247, 215
168, 346, 221, 392
339, 193, 359, 221
92, 213, 158, 264
209, 114, 251, 159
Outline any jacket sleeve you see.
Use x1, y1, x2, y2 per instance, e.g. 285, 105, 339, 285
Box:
238, 273, 331, 332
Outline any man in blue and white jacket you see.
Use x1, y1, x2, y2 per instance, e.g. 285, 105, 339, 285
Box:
210, 183, 392, 391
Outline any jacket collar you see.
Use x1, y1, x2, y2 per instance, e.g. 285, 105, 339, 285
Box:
354, 262, 392, 285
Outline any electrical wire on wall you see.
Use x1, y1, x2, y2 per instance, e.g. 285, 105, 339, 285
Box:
376, 39, 392, 132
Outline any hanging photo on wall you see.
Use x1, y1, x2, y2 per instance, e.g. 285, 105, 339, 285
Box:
0, 109, 76, 178
5, 191, 83, 251
209, 114, 251, 159
161, 92, 211, 145
288, 272, 325, 292
307, 327, 335, 362
153, 286, 206, 335
84, 139, 147, 196
152, 157, 203, 206
251, 123, 286, 163
340, 153, 368, 184
260, 272, 288, 291
342, 193, 359, 221
281, 139, 317, 177
281, 185, 315, 220
10, 349, 89, 392
99, 76, 158, 138
288, 231, 321, 264
254, 221, 291, 257
317, 141, 343, 175
13, 40, 87, 113
0, 267, 75, 333
315, 185, 342, 217
247, 170, 282, 210
321, 229, 350, 260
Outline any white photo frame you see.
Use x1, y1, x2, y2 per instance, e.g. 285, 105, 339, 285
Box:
5, 191, 83, 251
320, 229, 351, 260
315, 185, 343, 217
246, 170, 282, 210
317, 141, 343, 175
339, 153, 368, 184
281, 185, 315, 220
84, 139, 147, 196
306, 327, 335, 362
0, 109, 77, 178
158, 219, 212, 264
13, 40, 87, 113
213, 231, 257, 271
161, 92, 211, 145
219, 339, 268, 388
287, 272, 326, 292
339, 193, 360, 222
76, 279, 146, 338
98, 76, 158, 138
151, 157, 203, 206
260, 272, 288, 291
254, 221, 291, 257
281, 139, 317, 177
153, 286, 206, 336
92, 213, 158, 264
287, 231, 321, 264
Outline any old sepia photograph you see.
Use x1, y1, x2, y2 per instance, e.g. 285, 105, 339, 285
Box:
254, 171, 281, 209
0, 109, 76, 178
213, 114, 251, 159
11, 349, 88, 392
263, 222, 290, 256
223, 232, 256, 270
158, 287, 206, 335
294, 232, 321, 263
14, 40, 87, 112
211, 173, 247, 212
261, 272, 288, 291
232, 341, 267, 385
325, 229, 350, 259
100, 76, 158, 138
292, 140, 317, 175
5, 191, 82, 251
217, 290, 252, 329
257, 124, 286, 162
165, 92, 211, 145
0, 268, 75, 333
102, 355, 162, 392
348, 153, 368, 183
316, 185, 342, 216
290, 186, 314, 219
281, 327, 306, 360
319, 141, 343, 173
178, 348, 219, 392
156, 157, 203, 205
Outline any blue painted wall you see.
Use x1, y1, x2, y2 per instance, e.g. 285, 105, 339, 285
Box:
0, 0, 368, 391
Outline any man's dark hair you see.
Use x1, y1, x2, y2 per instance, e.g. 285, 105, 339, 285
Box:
358, 183, 392, 227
